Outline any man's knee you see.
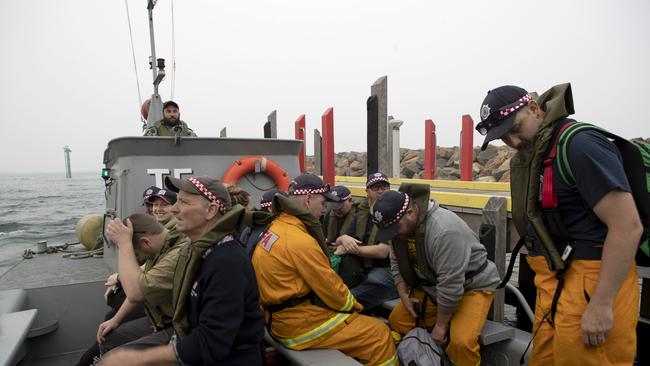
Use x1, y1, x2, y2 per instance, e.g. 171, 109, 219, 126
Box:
388, 306, 413, 334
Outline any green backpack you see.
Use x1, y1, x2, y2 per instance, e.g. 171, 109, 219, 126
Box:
541, 120, 650, 266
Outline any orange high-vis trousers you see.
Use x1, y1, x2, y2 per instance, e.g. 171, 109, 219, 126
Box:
526, 256, 639, 366
389, 288, 494, 366
287, 312, 398, 366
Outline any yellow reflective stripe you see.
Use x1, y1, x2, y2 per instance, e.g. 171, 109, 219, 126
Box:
340, 290, 354, 312
377, 353, 398, 366
277, 312, 352, 348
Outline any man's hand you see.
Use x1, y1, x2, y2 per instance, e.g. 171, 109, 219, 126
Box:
96, 318, 120, 344
104, 273, 119, 302
106, 218, 134, 247
336, 235, 361, 255
581, 301, 612, 347
431, 323, 449, 345
398, 291, 420, 319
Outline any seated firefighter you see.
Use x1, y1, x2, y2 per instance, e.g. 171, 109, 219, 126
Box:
144, 100, 196, 137
101, 176, 265, 366
98, 213, 188, 356
252, 173, 398, 366
372, 186, 501, 366
330, 173, 398, 310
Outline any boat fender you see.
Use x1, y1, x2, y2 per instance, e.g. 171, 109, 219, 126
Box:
75, 213, 103, 250
222, 155, 291, 191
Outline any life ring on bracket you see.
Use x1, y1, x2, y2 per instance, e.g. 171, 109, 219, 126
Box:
221, 155, 291, 191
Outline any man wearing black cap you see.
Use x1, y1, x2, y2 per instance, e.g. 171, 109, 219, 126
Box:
323, 186, 356, 244
101, 176, 265, 366
476, 84, 641, 365
331, 172, 398, 310
252, 174, 398, 366
141, 186, 159, 215
144, 100, 196, 137
373, 190, 500, 366
259, 188, 286, 213
146, 188, 177, 226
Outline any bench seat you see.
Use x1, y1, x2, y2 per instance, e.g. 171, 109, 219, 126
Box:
0, 309, 38, 366
264, 329, 362, 366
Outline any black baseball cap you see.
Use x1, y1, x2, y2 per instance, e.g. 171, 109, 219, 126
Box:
147, 188, 177, 205
288, 174, 340, 202
165, 176, 231, 213
142, 186, 159, 205
366, 172, 390, 189
371, 191, 411, 242
476, 86, 532, 150
331, 186, 352, 200
260, 188, 287, 208
163, 100, 179, 110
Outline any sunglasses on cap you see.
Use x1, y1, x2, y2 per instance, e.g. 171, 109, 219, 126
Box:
475, 93, 533, 136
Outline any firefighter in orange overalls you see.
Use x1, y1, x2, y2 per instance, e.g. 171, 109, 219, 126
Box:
252, 174, 398, 366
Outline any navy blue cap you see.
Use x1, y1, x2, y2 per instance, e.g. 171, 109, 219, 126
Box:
476, 85, 531, 150
142, 186, 160, 204
147, 188, 177, 205
288, 174, 340, 202
366, 172, 390, 188
260, 188, 287, 208
371, 191, 411, 242
331, 186, 352, 200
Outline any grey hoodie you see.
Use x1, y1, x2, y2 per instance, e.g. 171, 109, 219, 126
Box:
390, 201, 501, 313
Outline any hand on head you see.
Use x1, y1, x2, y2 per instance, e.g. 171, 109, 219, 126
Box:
106, 218, 134, 247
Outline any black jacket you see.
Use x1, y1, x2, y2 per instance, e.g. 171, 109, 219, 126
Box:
175, 238, 265, 365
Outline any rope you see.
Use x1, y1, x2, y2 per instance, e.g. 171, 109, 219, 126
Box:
124, 0, 145, 124
170, 0, 176, 100
22, 241, 104, 260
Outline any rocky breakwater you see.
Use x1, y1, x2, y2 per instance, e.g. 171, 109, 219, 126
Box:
304, 137, 650, 182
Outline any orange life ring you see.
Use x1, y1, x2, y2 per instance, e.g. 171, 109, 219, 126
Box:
222, 155, 291, 191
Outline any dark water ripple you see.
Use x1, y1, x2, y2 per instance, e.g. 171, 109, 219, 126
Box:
0, 172, 105, 265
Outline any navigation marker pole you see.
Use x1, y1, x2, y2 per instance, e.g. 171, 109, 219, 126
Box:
63, 145, 72, 178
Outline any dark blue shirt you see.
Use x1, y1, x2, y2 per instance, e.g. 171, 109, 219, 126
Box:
540, 128, 631, 248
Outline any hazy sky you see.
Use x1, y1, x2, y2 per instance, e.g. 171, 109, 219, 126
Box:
1, 0, 648, 173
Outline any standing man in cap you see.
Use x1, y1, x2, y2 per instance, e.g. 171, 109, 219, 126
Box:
252, 173, 398, 366
331, 172, 398, 310
372, 190, 500, 366
101, 176, 265, 366
144, 100, 196, 137
476, 84, 641, 365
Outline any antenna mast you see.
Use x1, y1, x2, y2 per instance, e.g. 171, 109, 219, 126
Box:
146, 0, 166, 128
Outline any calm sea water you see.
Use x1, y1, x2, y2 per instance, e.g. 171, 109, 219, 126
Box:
0, 172, 105, 274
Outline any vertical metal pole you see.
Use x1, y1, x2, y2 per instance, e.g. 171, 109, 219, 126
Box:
460, 114, 474, 181
371, 76, 389, 174
424, 119, 437, 179
63, 146, 72, 178
388, 120, 403, 179
267, 110, 277, 138
314, 129, 322, 175
294, 115, 306, 173
145, 0, 163, 127
322, 108, 335, 186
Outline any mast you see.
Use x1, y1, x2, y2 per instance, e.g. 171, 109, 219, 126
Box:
146, 0, 165, 128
